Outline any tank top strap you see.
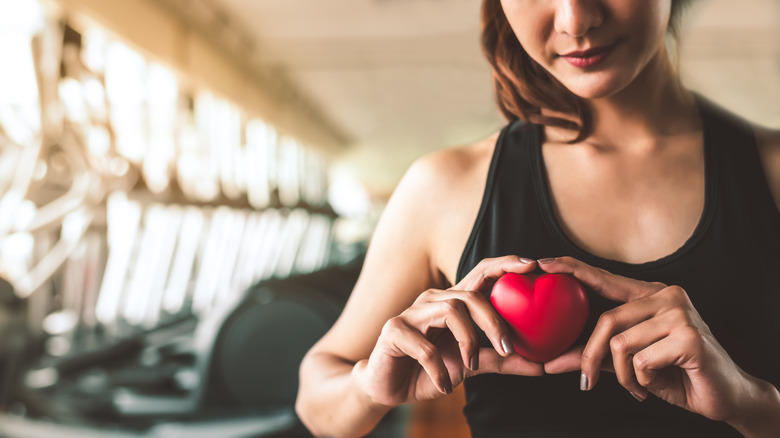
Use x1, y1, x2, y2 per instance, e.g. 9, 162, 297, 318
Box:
456, 120, 546, 283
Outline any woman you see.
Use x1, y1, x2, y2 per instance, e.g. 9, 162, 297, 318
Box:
296, 1, 780, 436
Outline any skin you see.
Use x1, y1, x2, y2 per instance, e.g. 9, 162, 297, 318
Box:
296, 1, 780, 437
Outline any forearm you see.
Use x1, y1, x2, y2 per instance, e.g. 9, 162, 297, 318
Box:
296, 353, 393, 437
728, 377, 780, 438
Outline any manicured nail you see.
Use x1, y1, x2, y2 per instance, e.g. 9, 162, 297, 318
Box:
519, 257, 533, 264
470, 355, 479, 371
630, 392, 646, 402
443, 382, 453, 395
501, 337, 514, 355
538, 258, 556, 264
580, 372, 589, 391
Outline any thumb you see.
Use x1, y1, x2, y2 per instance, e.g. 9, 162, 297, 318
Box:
544, 345, 586, 374
467, 347, 545, 378
543, 344, 616, 375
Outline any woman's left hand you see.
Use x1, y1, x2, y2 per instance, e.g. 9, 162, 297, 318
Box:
539, 257, 780, 434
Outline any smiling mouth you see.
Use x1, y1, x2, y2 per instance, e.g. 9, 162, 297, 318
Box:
560, 43, 617, 68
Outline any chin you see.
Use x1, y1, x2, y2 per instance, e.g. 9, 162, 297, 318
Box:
562, 74, 633, 100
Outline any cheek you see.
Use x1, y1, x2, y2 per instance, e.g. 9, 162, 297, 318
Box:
500, 3, 553, 65
615, 1, 672, 53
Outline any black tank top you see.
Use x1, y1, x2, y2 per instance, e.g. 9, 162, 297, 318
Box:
456, 97, 780, 438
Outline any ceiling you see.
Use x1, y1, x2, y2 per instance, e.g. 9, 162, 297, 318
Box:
171, 0, 780, 197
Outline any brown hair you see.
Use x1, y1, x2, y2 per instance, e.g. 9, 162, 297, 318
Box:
481, 0, 694, 141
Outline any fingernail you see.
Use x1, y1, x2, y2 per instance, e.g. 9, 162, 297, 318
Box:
538, 258, 556, 264
519, 257, 533, 264
470, 355, 479, 371
580, 372, 589, 391
501, 337, 514, 355
443, 382, 453, 395
630, 392, 646, 402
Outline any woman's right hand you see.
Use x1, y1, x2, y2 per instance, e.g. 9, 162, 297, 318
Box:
353, 256, 545, 407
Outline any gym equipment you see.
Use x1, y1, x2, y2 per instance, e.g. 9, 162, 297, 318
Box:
0, 6, 385, 437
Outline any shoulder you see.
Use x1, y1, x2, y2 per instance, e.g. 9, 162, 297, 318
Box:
399, 132, 499, 202
378, 131, 500, 284
753, 124, 780, 209
385, 131, 499, 236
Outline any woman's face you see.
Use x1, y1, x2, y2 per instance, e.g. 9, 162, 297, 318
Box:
499, 0, 673, 99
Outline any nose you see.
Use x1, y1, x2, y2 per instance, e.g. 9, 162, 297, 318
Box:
554, 0, 604, 38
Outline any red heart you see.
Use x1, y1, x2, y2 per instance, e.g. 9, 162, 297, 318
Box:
490, 273, 589, 363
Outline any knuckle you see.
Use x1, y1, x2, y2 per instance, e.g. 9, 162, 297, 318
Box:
476, 257, 494, 270
485, 315, 505, 334
663, 285, 688, 303
648, 281, 667, 291
496, 255, 518, 266
678, 326, 703, 346
425, 287, 443, 297
459, 336, 478, 353
633, 351, 649, 371
635, 373, 652, 388
598, 311, 618, 330
496, 356, 507, 374
380, 318, 402, 339
592, 270, 610, 292
463, 289, 484, 302
609, 333, 629, 354
667, 307, 693, 326
383, 316, 405, 333
658, 286, 690, 309
441, 299, 460, 313
416, 288, 437, 303
418, 343, 440, 363
558, 256, 575, 265
580, 348, 595, 364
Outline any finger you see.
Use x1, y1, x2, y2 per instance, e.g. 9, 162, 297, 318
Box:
633, 327, 703, 392
403, 298, 481, 370
544, 345, 616, 375
382, 318, 453, 395
467, 347, 544, 378
544, 345, 584, 374
580, 297, 659, 390
538, 256, 665, 303
455, 255, 536, 292
609, 317, 671, 401
429, 289, 517, 357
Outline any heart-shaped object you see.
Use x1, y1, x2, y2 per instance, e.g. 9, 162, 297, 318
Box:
490, 273, 589, 363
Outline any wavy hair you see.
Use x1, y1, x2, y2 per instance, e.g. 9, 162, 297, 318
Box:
481, 0, 695, 141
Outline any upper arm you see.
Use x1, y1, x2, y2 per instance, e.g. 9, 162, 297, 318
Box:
755, 126, 780, 210
309, 148, 471, 363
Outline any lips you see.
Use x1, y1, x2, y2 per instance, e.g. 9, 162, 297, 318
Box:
560, 43, 616, 68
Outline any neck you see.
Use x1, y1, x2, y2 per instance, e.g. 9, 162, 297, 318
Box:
544, 48, 701, 149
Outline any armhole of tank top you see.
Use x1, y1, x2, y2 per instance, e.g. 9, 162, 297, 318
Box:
455, 124, 514, 283
744, 126, 780, 233
696, 95, 780, 234
701, 93, 780, 234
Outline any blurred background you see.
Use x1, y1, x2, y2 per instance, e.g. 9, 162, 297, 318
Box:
0, 0, 777, 437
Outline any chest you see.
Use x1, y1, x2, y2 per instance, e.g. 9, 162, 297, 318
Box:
542, 140, 706, 264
